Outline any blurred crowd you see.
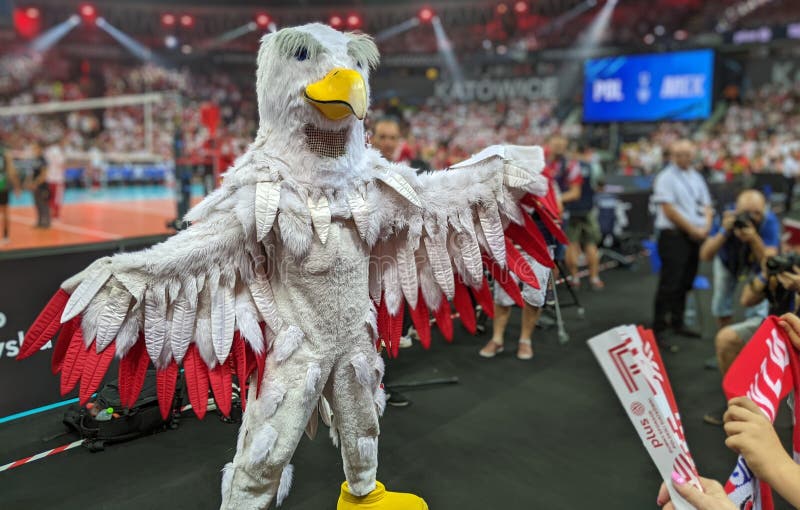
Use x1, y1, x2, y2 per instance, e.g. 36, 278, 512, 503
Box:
620, 82, 800, 180
0, 63, 256, 162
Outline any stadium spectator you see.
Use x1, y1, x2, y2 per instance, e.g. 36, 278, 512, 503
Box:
370, 117, 402, 161
28, 143, 50, 228
651, 140, 712, 349
564, 143, 604, 290
43, 139, 67, 220
0, 135, 21, 243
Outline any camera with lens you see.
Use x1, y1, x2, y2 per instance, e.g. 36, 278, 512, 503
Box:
733, 211, 756, 230
766, 253, 800, 276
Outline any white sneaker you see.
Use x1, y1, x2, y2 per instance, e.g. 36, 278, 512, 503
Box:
399, 335, 413, 349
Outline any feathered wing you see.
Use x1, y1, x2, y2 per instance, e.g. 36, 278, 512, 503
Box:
18, 161, 284, 420
364, 145, 563, 356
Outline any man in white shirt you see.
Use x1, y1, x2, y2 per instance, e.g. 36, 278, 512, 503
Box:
652, 140, 713, 348
44, 140, 67, 219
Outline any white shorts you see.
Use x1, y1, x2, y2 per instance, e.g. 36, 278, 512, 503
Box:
493, 248, 553, 308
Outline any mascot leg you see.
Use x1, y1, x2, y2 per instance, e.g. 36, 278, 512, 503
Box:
220, 343, 332, 509
331, 341, 428, 510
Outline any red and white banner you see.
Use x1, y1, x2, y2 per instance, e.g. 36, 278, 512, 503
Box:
722, 316, 800, 510
588, 325, 701, 510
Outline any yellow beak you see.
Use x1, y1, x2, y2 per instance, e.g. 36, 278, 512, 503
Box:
304, 68, 367, 121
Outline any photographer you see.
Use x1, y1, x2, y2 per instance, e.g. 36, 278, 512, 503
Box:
704, 251, 797, 426
700, 190, 779, 331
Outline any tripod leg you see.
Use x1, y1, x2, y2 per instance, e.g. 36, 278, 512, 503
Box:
550, 274, 569, 344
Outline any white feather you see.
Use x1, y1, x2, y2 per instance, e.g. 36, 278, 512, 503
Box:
211, 282, 236, 364
357, 436, 378, 462
180, 275, 198, 308
372, 353, 385, 382
276, 464, 294, 507
255, 181, 281, 241
234, 288, 265, 354
248, 271, 284, 337
503, 161, 536, 188
329, 414, 339, 448
377, 172, 422, 207
374, 386, 386, 417
348, 191, 371, 241
308, 195, 331, 244
260, 380, 287, 418
221, 462, 235, 502
274, 325, 304, 363
113, 270, 146, 304
417, 249, 442, 310
144, 285, 168, 363
62, 265, 112, 323
303, 363, 321, 404
277, 208, 313, 257
114, 305, 141, 358
381, 246, 403, 315
248, 424, 278, 467
424, 228, 455, 299
395, 234, 419, 308
169, 295, 196, 364
457, 209, 484, 283
95, 286, 132, 352
195, 285, 216, 367
351, 353, 373, 389
365, 302, 378, 340
319, 396, 333, 427
478, 205, 507, 267
369, 247, 382, 304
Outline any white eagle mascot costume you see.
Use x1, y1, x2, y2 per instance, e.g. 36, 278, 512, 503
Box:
19, 23, 562, 509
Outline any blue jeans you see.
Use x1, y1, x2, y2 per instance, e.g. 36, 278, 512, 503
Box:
711, 257, 768, 319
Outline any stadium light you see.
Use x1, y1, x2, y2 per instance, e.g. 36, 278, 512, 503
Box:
96, 16, 157, 62
180, 14, 194, 28
329, 14, 344, 30
418, 7, 435, 24
346, 13, 362, 30
255, 13, 271, 29
165, 35, 178, 49
79, 3, 97, 23
162, 13, 176, 27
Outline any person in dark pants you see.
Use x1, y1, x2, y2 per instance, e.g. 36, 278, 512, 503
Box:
28, 143, 51, 229
651, 140, 712, 351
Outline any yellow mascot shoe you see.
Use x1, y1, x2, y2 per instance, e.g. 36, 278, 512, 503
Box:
337, 481, 428, 510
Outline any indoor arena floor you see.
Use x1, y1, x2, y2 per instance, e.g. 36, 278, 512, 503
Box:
0, 264, 795, 509
2, 185, 203, 252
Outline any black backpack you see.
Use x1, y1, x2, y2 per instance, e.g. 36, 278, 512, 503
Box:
62, 369, 183, 452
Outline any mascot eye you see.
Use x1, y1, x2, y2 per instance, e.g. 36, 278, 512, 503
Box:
294, 48, 308, 61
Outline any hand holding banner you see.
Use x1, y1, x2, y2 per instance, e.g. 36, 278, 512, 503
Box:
588, 325, 701, 510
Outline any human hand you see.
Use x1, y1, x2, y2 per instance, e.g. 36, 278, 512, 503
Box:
733, 223, 758, 243
657, 473, 736, 510
689, 226, 709, 242
778, 312, 800, 352
723, 397, 793, 485
721, 211, 736, 232
776, 267, 800, 292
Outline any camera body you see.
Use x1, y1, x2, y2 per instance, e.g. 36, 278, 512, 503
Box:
766, 253, 800, 276
733, 211, 756, 230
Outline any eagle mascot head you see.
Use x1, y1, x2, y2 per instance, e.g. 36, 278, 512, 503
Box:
250, 23, 380, 188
